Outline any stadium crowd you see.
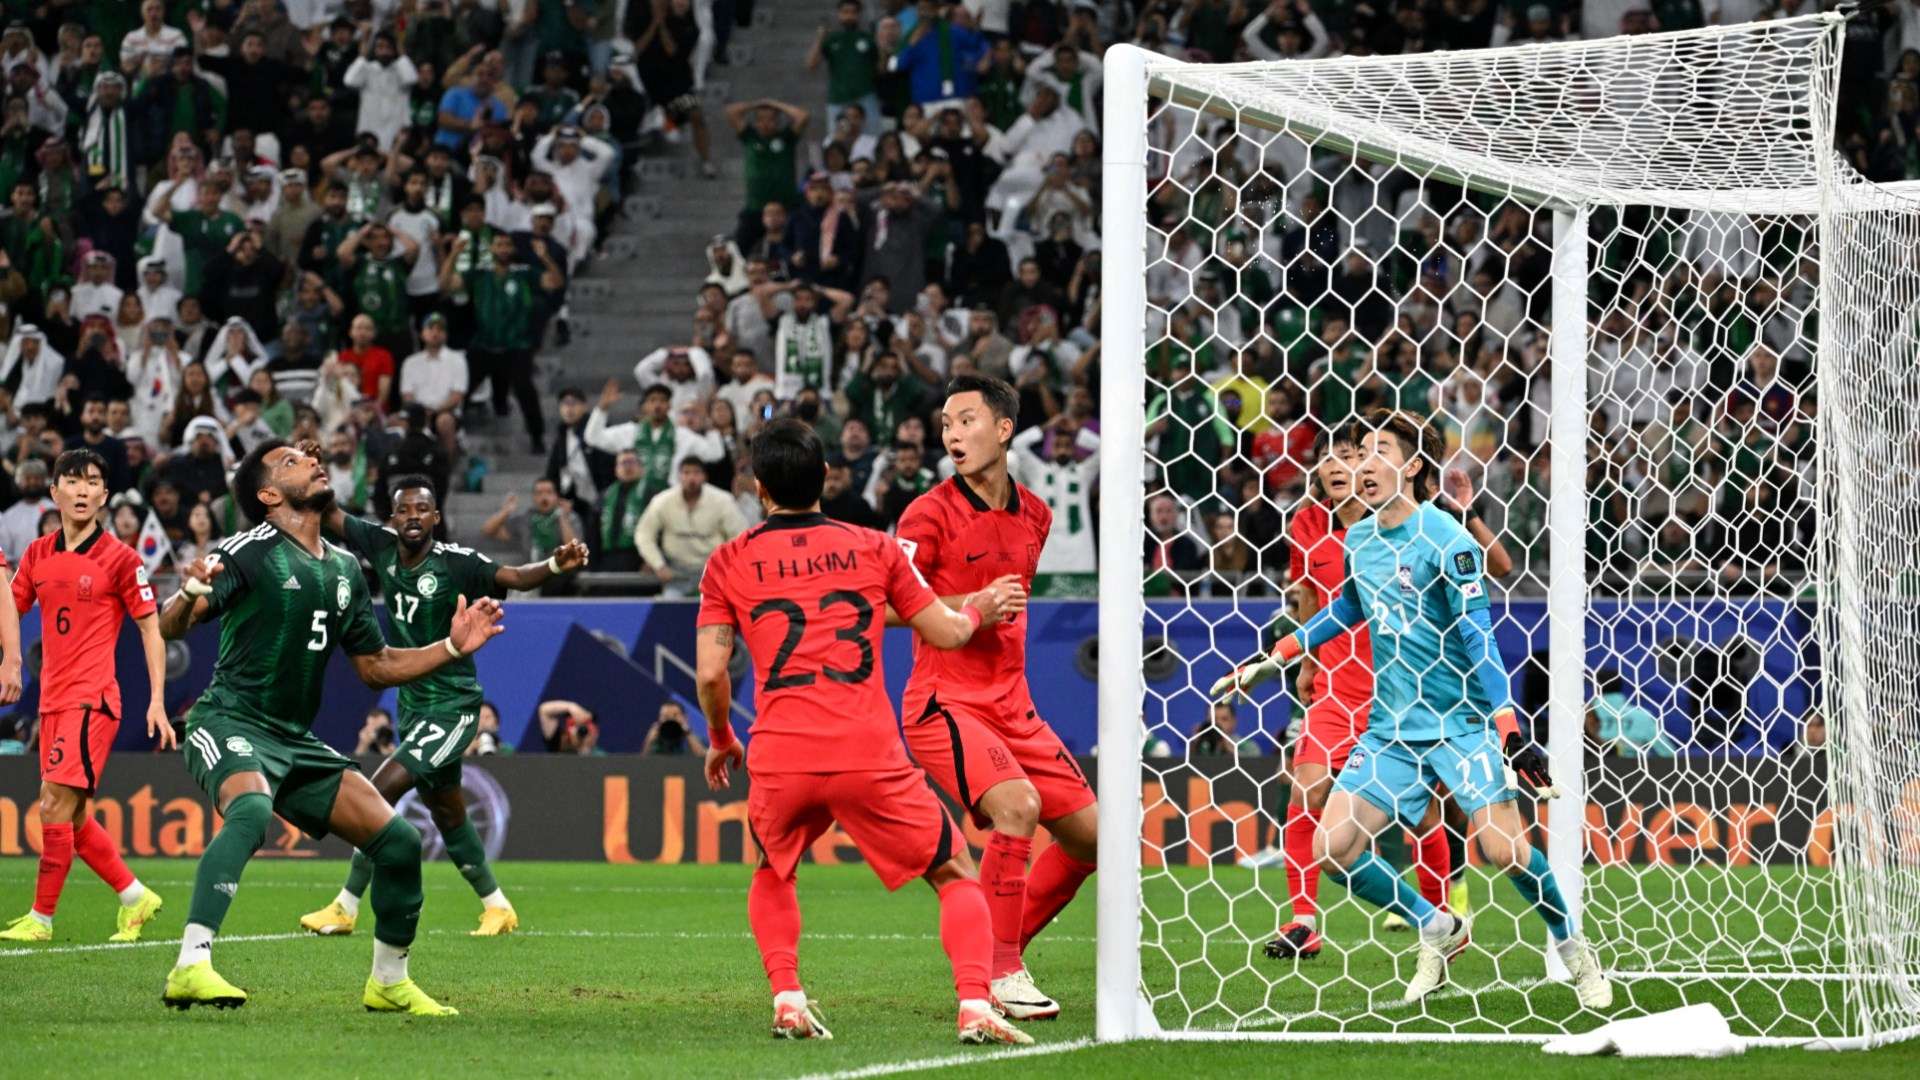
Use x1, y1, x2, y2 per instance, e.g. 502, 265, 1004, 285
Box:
0, 2, 1882, 757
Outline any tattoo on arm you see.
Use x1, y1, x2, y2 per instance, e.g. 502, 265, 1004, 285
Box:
704, 625, 734, 648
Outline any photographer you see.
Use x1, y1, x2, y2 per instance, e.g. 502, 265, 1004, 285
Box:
643, 702, 707, 757
355, 707, 396, 756
537, 699, 605, 756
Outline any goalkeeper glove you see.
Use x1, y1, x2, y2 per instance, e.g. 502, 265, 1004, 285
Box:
1491, 707, 1558, 798
1208, 636, 1304, 703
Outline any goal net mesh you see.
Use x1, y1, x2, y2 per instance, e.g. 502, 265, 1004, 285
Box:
1125, 13, 1920, 1044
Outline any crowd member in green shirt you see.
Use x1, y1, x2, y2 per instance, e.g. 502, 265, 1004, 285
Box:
0, 180, 65, 305
808, 1, 880, 130
152, 178, 241, 298
336, 220, 422, 374
438, 230, 563, 454
723, 96, 808, 236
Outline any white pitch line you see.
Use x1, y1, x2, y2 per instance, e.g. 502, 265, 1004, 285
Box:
0, 926, 1093, 959
791, 1038, 1098, 1080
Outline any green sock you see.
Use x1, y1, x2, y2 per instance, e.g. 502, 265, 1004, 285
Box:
187, 792, 272, 933
343, 850, 373, 898
361, 817, 424, 948
441, 818, 500, 899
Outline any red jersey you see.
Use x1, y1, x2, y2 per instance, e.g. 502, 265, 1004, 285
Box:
896, 474, 1051, 716
338, 346, 395, 397
697, 511, 937, 774
11, 526, 158, 717
1287, 502, 1372, 711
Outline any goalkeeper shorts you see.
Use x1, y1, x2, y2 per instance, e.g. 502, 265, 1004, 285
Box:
1333, 728, 1515, 826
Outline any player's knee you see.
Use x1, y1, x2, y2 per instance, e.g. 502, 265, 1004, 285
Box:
426, 799, 466, 832
985, 783, 1041, 834
1479, 833, 1523, 873
37, 785, 78, 822
368, 816, 423, 867
220, 791, 275, 849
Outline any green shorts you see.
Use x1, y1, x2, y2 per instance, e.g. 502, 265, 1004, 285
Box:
393, 709, 481, 792
182, 708, 358, 838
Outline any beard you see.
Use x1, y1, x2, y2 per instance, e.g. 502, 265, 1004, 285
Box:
284, 484, 337, 515
398, 530, 433, 556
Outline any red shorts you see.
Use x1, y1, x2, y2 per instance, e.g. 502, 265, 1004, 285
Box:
748, 767, 960, 891
40, 705, 118, 791
1294, 696, 1369, 773
903, 695, 1095, 830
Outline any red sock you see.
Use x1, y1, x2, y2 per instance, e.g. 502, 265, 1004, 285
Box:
74, 818, 136, 894
1283, 805, 1322, 921
34, 822, 75, 918
980, 831, 1032, 978
1019, 843, 1095, 952
938, 878, 992, 1002
1413, 826, 1452, 910
747, 865, 802, 994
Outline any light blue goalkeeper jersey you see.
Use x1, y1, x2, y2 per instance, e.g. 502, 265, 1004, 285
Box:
1320, 501, 1502, 742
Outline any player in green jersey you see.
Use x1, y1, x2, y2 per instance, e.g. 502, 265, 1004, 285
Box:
298, 472, 588, 938
156, 441, 506, 1016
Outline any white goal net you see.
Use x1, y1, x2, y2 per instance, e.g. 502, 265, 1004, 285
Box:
1095, 13, 1920, 1049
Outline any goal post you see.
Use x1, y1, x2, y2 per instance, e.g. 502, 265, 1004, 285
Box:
1098, 12, 1920, 1049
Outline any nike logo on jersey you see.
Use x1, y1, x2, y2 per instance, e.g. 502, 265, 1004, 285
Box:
966, 552, 988, 563
1311, 558, 1336, 571
283, 574, 301, 590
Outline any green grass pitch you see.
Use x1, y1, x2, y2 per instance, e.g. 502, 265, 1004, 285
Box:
2, 858, 1916, 1078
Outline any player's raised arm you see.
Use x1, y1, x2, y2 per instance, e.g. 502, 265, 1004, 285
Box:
494, 538, 590, 591
346, 594, 505, 689
1212, 558, 1364, 702
1440, 537, 1555, 798
158, 554, 226, 639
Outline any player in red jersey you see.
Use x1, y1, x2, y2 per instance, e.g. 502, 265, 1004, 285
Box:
1259, 425, 1513, 960
696, 418, 1032, 1047
0, 449, 173, 945
894, 375, 1097, 1021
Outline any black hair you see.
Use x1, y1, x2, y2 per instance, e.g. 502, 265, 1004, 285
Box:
557, 386, 586, 402
641, 383, 672, 402
1361, 408, 1444, 500
387, 473, 438, 504
943, 373, 1020, 440
751, 418, 827, 511
52, 448, 108, 482
233, 438, 290, 525
678, 456, 707, 472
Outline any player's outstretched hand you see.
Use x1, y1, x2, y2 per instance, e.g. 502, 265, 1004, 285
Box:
705, 740, 743, 791
147, 700, 178, 751
178, 553, 226, 596
1501, 731, 1559, 799
0, 656, 20, 705
449, 594, 506, 656
551, 538, 590, 573
1209, 653, 1283, 703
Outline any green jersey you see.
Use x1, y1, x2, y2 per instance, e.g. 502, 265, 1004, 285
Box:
338, 515, 506, 717
820, 29, 877, 104
471, 265, 538, 351
197, 523, 386, 739
739, 124, 799, 213
352, 254, 411, 336
171, 208, 244, 295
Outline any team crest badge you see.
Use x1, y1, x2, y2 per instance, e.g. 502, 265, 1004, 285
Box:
78, 574, 94, 600
336, 578, 351, 611
1348, 745, 1366, 769
1396, 566, 1415, 596
225, 736, 254, 756
418, 573, 438, 597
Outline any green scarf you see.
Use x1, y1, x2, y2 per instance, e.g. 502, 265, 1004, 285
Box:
530, 507, 562, 560
632, 421, 676, 502
600, 482, 646, 552
935, 19, 954, 87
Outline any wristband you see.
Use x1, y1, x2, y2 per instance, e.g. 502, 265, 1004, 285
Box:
182, 576, 213, 597
546, 555, 562, 574
443, 637, 463, 659
1273, 634, 1304, 664
962, 603, 984, 631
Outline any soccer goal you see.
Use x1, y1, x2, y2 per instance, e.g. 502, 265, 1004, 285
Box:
1096, 12, 1920, 1050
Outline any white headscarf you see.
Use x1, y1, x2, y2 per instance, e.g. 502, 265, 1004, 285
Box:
0, 324, 66, 407
204, 316, 268, 388
179, 414, 235, 468
125, 317, 182, 447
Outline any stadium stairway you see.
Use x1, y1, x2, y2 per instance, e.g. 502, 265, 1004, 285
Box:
447, 2, 832, 562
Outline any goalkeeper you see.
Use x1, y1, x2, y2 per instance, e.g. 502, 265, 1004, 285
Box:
1214, 410, 1612, 1010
